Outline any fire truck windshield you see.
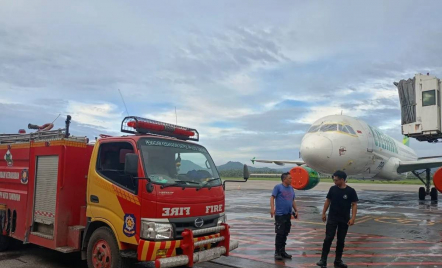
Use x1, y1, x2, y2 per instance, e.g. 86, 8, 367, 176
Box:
139, 138, 221, 187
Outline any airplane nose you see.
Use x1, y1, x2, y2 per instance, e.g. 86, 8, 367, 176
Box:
300, 135, 333, 170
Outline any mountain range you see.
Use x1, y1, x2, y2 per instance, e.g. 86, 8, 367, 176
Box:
216, 161, 291, 173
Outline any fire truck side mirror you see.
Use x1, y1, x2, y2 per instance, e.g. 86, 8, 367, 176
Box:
243, 164, 249, 181
124, 153, 139, 176
222, 164, 250, 190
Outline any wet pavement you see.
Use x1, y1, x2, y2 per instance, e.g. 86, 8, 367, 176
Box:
1, 184, 441, 268
207, 187, 442, 268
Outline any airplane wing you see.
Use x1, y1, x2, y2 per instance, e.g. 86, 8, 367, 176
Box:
397, 159, 442, 173
251, 158, 305, 166
418, 156, 442, 160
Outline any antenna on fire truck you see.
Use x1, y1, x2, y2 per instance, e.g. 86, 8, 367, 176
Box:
118, 88, 130, 116
52, 113, 61, 124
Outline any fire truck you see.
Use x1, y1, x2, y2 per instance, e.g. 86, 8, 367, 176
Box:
0, 116, 246, 268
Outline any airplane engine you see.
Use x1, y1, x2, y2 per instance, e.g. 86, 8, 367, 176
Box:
374, 157, 403, 180
433, 168, 442, 193
289, 166, 320, 190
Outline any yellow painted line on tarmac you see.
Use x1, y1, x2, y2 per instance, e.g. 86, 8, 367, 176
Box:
249, 216, 325, 225
373, 216, 437, 226
355, 216, 372, 225
249, 215, 372, 226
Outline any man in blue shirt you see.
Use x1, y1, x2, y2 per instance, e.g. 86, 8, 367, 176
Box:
270, 172, 298, 260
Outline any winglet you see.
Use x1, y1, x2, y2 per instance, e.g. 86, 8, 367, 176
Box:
251, 157, 256, 165
403, 136, 410, 147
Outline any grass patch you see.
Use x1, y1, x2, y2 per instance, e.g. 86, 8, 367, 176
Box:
222, 177, 427, 185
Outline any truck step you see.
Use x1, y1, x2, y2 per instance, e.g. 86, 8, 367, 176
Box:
67, 225, 86, 250
69, 225, 85, 231
31, 232, 53, 240
55, 246, 79, 253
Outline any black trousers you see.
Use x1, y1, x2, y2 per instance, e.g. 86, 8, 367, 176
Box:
320, 218, 349, 261
274, 214, 291, 253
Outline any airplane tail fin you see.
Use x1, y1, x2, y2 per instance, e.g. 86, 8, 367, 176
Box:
251, 157, 256, 164
403, 136, 410, 147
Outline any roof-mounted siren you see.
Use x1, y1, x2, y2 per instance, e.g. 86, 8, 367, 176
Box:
121, 116, 199, 141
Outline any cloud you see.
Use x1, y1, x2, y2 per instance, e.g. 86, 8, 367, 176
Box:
1, 0, 442, 165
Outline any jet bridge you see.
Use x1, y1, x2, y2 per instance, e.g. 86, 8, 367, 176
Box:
395, 73, 442, 142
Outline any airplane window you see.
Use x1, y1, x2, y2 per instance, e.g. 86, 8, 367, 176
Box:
345, 125, 356, 135
308, 125, 320, 133
338, 124, 349, 133
320, 124, 337, 132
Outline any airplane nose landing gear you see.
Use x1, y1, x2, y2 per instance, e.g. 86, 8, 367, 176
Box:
413, 168, 438, 201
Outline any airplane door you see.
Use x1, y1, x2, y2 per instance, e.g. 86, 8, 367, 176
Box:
361, 124, 374, 152
367, 129, 374, 152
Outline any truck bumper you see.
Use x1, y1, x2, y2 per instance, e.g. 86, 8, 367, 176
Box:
155, 240, 238, 268
137, 224, 237, 267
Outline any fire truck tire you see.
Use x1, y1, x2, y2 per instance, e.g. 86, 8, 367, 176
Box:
0, 235, 11, 252
86, 227, 129, 268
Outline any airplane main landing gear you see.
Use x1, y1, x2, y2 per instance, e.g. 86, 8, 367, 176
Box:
431, 187, 438, 201
419, 187, 426, 201
413, 168, 437, 201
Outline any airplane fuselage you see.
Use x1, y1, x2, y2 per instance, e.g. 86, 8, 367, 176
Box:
300, 115, 418, 180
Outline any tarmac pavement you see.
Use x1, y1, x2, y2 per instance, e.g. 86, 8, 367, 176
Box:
1, 181, 441, 268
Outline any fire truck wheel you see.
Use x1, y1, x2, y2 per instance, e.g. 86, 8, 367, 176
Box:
0, 235, 11, 252
87, 227, 128, 268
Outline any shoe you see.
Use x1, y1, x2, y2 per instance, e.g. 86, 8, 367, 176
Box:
316, 259, 327, 267
280, 251, 292, 259
274, 252, 283, 261
334, 260, 347, 268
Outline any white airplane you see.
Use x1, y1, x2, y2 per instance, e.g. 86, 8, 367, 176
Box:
252, 115, 442, 200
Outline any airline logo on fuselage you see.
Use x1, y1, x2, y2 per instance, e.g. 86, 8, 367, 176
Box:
368, 125, 398, 154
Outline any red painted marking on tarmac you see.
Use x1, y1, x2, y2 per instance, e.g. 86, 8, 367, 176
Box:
295, 230, 324, 236
236, 246, 434, 251
230, 253, 299, 268
233, 252, 442, 258
233, 231, 314, 235
302, 262, 442, 267
231, 253, 442, 268
234, 237, 434, 249
233, 236, 435, 245
302, 235, 404, 242
232, 227, 314, 231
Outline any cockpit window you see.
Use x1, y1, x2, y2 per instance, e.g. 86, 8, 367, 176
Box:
338, 124, 349, 133
308, 125, 320, 133
345, 125, 356, 135
320, 124, 337, 132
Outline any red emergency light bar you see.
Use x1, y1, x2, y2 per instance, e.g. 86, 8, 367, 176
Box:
121, 116, 199, 141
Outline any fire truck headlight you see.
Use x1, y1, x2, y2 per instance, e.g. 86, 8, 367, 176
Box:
217, 214, 226, 225
141, 221, 173, 240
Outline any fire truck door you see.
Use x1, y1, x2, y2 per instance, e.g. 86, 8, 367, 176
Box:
33, 156, 59, 229
88, 142, 139, 245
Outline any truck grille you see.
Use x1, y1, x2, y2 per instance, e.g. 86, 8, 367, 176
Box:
169, 214, 220, 239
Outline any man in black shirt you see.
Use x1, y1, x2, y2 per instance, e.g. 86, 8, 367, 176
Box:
317, 171, 358, 268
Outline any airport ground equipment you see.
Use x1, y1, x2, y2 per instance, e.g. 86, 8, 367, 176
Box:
395, 73, 442, 143
395, 73, 442, 200
0, 115, 244, 268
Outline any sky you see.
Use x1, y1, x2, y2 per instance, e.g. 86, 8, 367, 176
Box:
1, 0, 442, 166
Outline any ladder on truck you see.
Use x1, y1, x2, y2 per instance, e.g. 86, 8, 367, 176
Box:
0, 115, 88, 144
0, 129, 86, 144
